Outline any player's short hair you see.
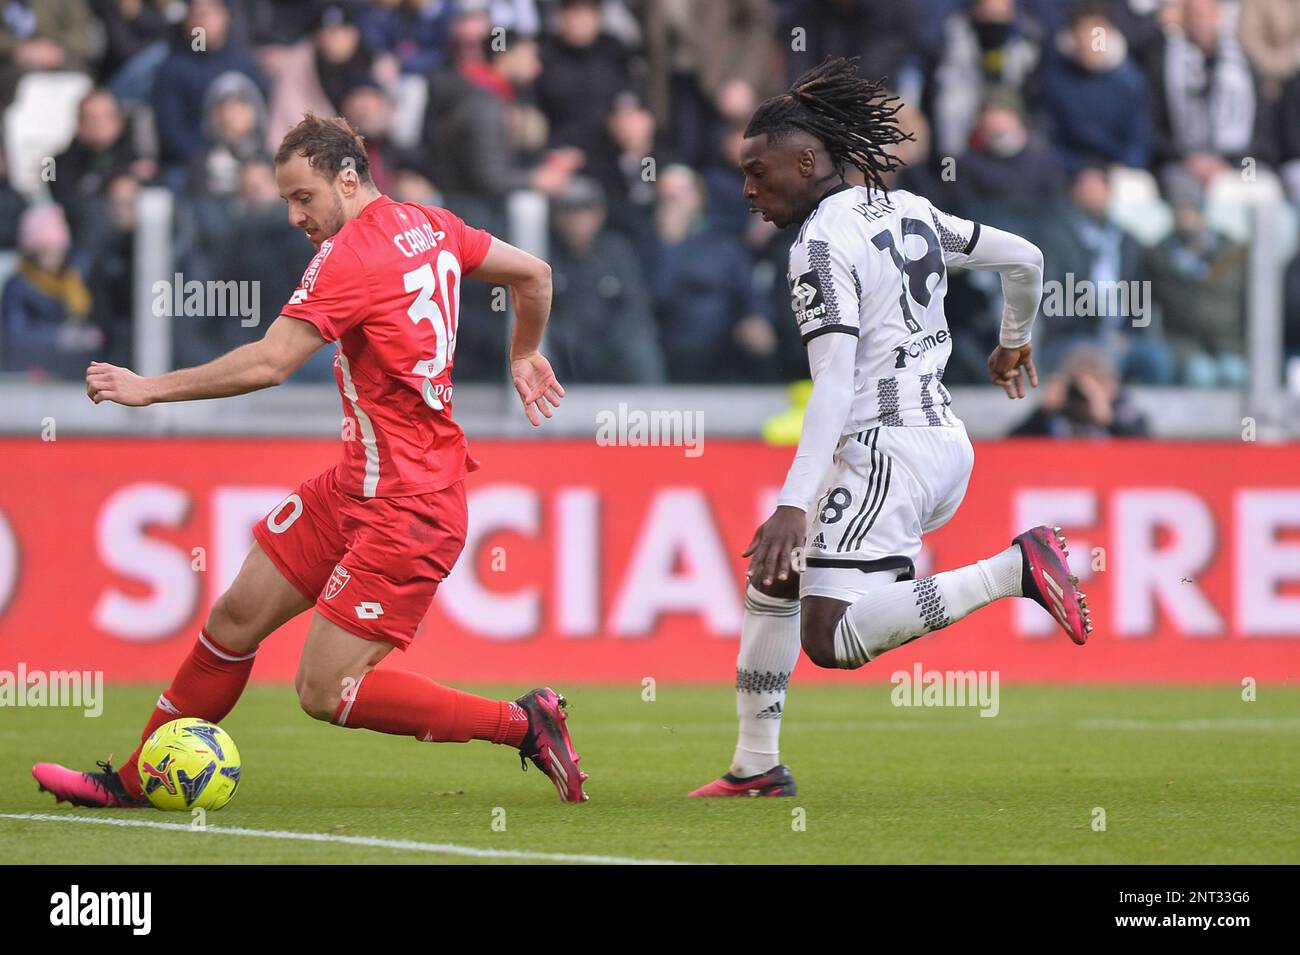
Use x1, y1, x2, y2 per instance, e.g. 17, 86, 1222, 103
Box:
274, 112, 373, 186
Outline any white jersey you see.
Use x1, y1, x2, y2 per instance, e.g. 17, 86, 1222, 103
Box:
787, 183, 982, 431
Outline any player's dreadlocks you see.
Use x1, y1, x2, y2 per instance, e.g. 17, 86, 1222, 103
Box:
744, 57, 912, 193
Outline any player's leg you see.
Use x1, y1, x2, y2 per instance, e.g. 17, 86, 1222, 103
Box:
688, 571, 801, 797
800, 424, 1090, 668
300, 482, 588, 801
34, 476, 340, 808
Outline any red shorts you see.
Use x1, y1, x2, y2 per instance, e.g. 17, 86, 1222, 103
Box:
252, 466, 468, 649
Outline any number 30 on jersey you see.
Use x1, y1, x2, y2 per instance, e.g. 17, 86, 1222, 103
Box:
404, 250, 462, 410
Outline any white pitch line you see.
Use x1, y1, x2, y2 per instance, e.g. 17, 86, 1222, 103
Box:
0, 812, 699, 865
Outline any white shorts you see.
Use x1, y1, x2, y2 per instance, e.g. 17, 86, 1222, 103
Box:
800, 422, 975, 603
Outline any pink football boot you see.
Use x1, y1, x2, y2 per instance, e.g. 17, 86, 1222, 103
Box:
1013, 525, 1092, 645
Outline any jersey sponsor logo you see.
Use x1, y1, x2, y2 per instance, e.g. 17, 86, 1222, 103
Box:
790, 269, 828, 326
892, 328, 950, 368
354, 601, 384, 620
324, 564, 352, 600
299, 239, 335, 293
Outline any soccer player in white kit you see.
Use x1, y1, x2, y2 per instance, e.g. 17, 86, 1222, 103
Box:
690, 58, 1092, 798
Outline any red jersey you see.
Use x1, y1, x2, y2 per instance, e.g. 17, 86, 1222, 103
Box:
281, 196, 493, 498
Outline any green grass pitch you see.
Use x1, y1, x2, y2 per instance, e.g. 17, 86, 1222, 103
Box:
2, 684, 1297, 864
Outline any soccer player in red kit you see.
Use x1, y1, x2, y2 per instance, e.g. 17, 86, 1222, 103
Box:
33, 114, 589, 805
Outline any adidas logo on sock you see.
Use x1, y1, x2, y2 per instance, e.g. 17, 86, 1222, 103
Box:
756, 701, 783, 719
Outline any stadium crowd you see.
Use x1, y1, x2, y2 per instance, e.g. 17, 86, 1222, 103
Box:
2, 0, 1300, 400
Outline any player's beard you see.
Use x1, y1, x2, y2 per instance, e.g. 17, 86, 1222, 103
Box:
312, 191, 348, 246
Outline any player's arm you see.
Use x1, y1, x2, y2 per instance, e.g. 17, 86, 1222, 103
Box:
950, 221, 1045, 399
745, 229, 861, 588
86, 315, 327, 406
745, 332, 857, 587
467, 236, 564, 426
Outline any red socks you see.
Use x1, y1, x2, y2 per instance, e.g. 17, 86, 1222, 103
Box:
332, 669, 529, 748
118, 630, 257, 798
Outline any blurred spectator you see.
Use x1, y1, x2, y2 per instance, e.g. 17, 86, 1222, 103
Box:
0, 0, 96, 105
341, 80, 406, 195
266, 2, 382, 153
1147, 170, 1249, 386
423, 23, 578, 224
1149, 0, 1267, 182
49, 88, 153, 238
151, 0, 265, 184
92, 0, 172, 105
1035, 164, 1174, 384
1041, 0, 1152, 174
536, 0, 638, 196
926, 0, 1044, 158
1285, 248, 1300, 373
881, 101, 949, 198
1010, 343, 1150, 436
643, 0, 775, 168
81, 172, 139, 366
650, 164, 776, 381
189, 72, 267, 195
357, 0, 453, 75
1, 203, 101, 379
779, 1, 920, 90
390, 160, 441, 205
247, 0, 322, 46
546, 176, 665, 383
1239, 0, 1300, 100
1277, 70, 1300, 202
0, 147, 28, 248
198, 158, 324, 375
953, 85, 1064, 205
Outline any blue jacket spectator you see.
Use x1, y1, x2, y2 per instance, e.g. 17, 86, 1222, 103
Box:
1041, 0, 1151, 174
151, 0, 264, 180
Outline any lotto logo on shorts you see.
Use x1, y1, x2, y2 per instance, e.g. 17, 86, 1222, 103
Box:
354, 602, 384, 620
324, 565, 351, 600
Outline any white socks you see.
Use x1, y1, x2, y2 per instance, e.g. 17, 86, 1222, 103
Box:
833, 544, 1023, 668
730, 583, 801, 778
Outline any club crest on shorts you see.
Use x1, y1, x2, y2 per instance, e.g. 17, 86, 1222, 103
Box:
324, 565, 352, 600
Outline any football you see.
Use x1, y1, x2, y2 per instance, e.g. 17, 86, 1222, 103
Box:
137, 718, 241, 811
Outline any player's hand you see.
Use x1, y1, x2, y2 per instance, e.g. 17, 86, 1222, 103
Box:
987, 343, 1038, 399
742, 506, 807, 588
86, 362, 154, 406
510, 351, 564, 427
